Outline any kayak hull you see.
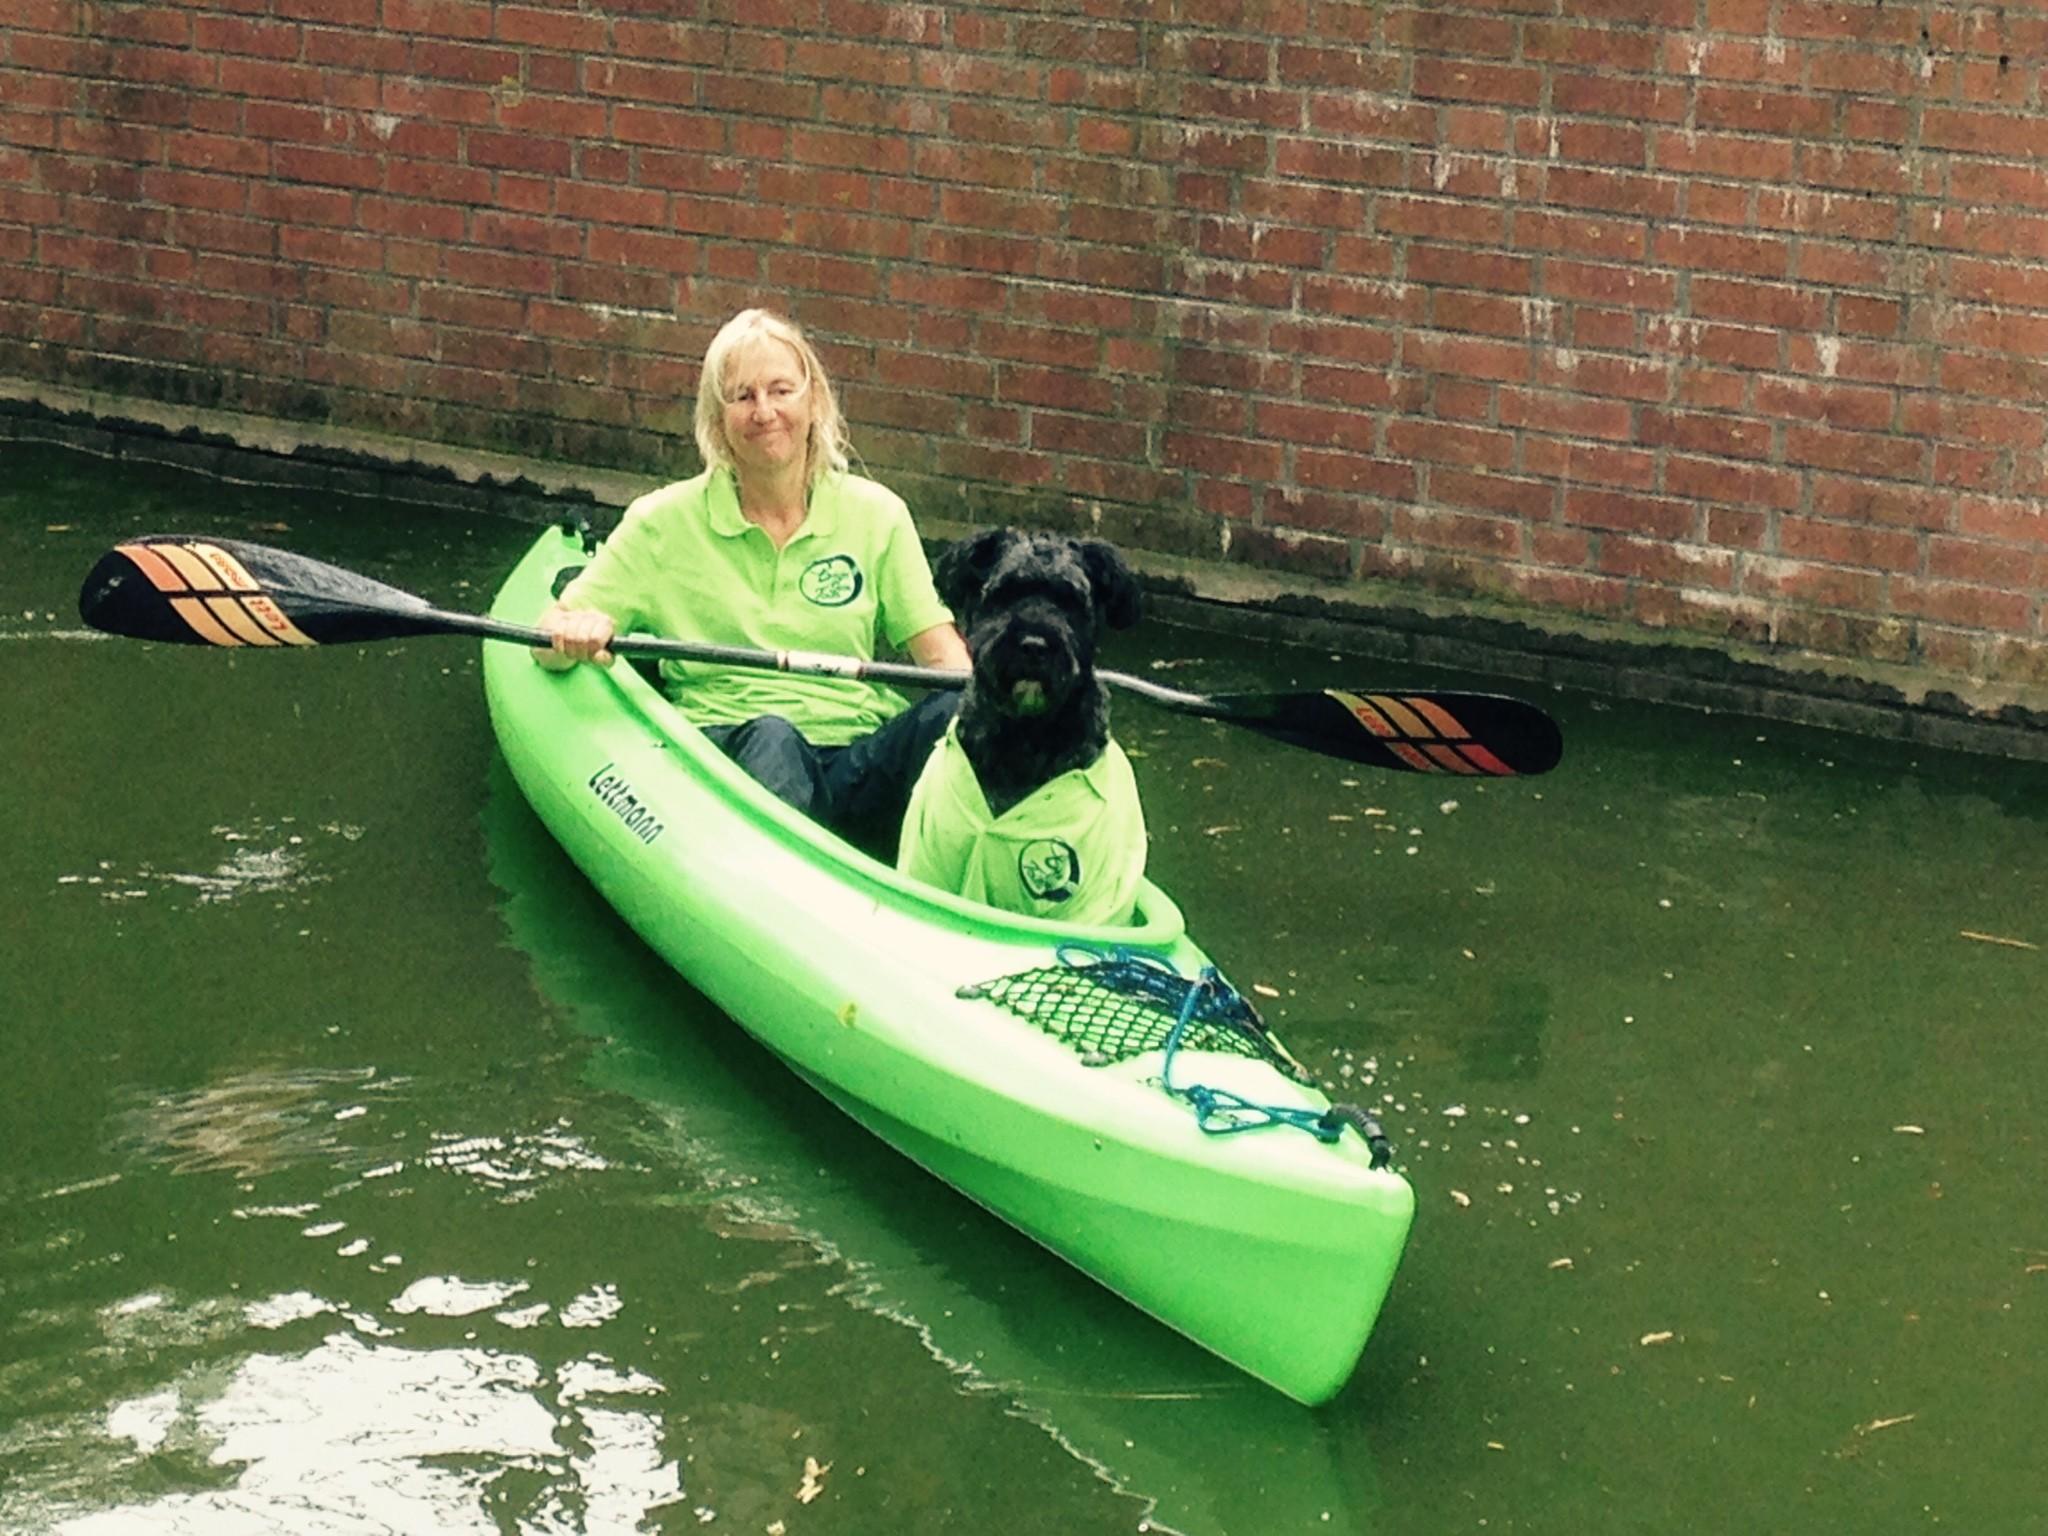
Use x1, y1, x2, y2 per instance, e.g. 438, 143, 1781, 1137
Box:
483, 527, 1414, 1405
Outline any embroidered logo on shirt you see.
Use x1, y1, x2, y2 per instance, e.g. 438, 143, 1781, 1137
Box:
1018, 839, 1082, 903
798, 554, 864, 607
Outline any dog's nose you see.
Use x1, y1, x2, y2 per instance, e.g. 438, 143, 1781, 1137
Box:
1017, 633, 1049, 653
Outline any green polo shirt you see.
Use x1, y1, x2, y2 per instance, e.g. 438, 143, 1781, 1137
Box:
898, 726, 1147, 926
559, 468, 954, 744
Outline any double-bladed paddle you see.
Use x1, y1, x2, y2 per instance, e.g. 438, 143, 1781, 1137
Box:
78, 534, 1564, 777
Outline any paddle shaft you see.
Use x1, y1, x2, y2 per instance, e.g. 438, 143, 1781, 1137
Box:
336, 599, 1262, 714
79, 534, 1564, 775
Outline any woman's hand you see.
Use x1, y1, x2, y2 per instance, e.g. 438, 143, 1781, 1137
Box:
532, 602, 617, 669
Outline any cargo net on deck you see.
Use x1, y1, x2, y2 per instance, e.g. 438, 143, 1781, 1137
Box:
958, 944, 1395, 1165
959, 943, 1299, 1074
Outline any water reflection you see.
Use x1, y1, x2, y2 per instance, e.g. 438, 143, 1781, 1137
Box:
65, 1329, 681, 1535
0, 1269, 691, 1536
114, 1067, 399, 1179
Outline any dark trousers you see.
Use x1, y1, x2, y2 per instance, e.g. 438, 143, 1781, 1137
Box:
703, 691, 959, 858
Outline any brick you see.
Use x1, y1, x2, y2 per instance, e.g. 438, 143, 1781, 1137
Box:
1300, 363, 1398, 409
1513, 209, 1647, 261
1297, 255, 1400, 321
1552, 72, 1689, 124
1546, 166, 1680, 219
1958, 496, 2048, 546
1404, 330, 1531, 384
1786, 424, 1927, 480
1893, 578, 2032, 632
1528, 436, 1657, 489
1756, 188, 1899, 241
1753, 377, 1895, 432
1280, 46, 1405, 92
1532, 349, 1668, 402
1500, 387, 1634, 441
1384, 416, 1516, 470
1431, 289, 1545, 340
1742, 554, 1886, 609
1671, 455, 1803, 511
1377, 196, 1506, 245
1434, 377, 1492, 422
1295, 449, 1414, 499
1599, 536, 1736, 589
1782, 515, 1921, 571
1932, 443, 2002, 492
1433, 466, 1553, 519
1497, 565, 1632, 615
1224, 525, 1356, 583
1545, 259, 1677, 309
1163, 430, 1285, 480
1274, 138, 1406, 188
976, 322, 1096, 369
1523, 22, 1660, 72
1393, 505, 1522, 556
1928, 536, 2039, 587
1260, 487, 1386, 540
1564, 487, 1696, 539
1696, 85, 1833, 137
1638, 588, 1780, 647
1174, 346, 1292, 394
1256, 400, 1376, 451
1558, 309, 1640, 356
1412, 57, 1542, 108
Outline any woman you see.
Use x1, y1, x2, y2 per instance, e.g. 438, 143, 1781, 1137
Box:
535, 308, 970, 849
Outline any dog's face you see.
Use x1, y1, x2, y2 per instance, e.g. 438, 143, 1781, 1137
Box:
937, 530, 1141, 719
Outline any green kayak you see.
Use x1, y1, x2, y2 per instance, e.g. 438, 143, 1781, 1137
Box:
483, 526, 1415, 1405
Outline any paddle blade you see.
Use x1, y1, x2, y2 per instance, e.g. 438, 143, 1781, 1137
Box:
79, 536, 443, 648
1217, 689, 1563, 776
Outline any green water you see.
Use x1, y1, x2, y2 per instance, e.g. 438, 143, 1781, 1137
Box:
3, 438, 2042, 1534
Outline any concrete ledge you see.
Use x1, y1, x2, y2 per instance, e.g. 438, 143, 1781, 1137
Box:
8, 380, 2045, 762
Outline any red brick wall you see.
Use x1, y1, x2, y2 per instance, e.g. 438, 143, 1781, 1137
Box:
3, 1, 2045, 690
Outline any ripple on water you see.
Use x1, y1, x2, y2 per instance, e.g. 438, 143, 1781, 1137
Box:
420, 1122, 611, 1201
55, 817, 362, 907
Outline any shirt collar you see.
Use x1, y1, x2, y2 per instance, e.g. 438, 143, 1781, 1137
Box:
704, 467, 843, 543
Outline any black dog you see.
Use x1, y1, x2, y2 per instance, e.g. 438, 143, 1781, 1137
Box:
897, 528, 1147, 922
933, 528, 1143, 815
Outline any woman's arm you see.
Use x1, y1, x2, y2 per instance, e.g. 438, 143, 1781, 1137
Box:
905, 621, 970, 671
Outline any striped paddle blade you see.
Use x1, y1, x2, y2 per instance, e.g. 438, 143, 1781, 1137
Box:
78, 536, 445, 648
1211, 688, 1563, 777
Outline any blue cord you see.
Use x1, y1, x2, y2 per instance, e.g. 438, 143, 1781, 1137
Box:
1057, 944, 1341, 1142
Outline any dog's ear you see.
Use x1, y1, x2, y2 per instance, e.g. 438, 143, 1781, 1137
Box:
1075, 539, 1142, 630
935, 529, 1017, 616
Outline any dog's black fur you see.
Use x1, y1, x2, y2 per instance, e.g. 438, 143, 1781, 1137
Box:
934, 529, 1143, 817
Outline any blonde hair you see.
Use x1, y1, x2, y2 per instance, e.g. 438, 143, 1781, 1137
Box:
693, 309, 850, 487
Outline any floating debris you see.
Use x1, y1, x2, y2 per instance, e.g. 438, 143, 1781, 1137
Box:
1639, 1330, 1675, 1346
1960, 930, 2037, 950
1855, 1413, 1916, 1436
796, 1455, 832, 1504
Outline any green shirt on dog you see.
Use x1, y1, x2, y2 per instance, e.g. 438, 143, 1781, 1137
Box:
559, 468, 954, 746
899, 725, 1147, 926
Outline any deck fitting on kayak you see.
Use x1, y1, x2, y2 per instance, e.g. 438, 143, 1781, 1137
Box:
961, 945, 1398, 1167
